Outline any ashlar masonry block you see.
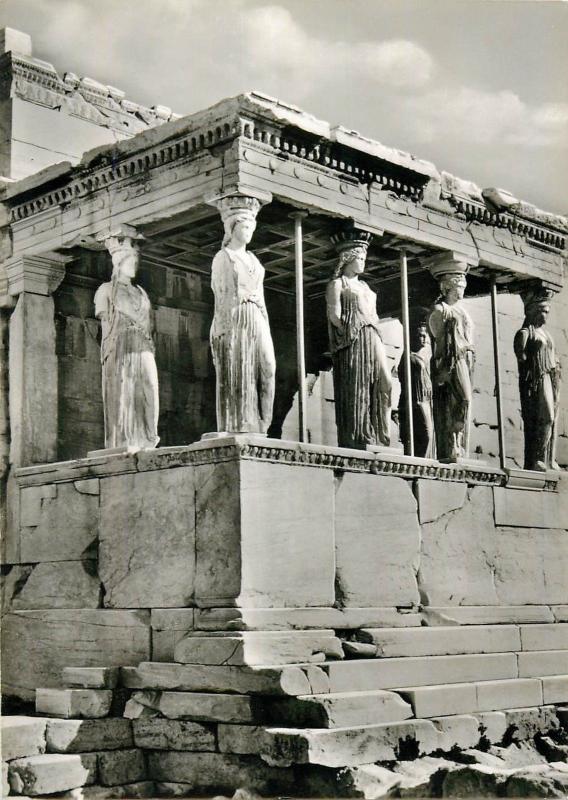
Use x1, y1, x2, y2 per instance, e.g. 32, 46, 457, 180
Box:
194, 454, 335, 608
99, 467, 196, 608
334, 473, 420, 607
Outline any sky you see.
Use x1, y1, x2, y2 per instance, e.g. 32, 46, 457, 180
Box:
1, 0, 567, 214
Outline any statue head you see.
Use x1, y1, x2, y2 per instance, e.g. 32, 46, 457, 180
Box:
335, 244, 368, 278
522, 286, 554, 327
439, 272, 467, 303
217, 196, 261, 248
331, 229, 372, 279
107, 236, 140, 281
411, 320, 430, 351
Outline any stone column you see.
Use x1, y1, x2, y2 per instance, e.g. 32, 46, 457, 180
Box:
424, 251, 477, 462
513, 281, 561, 472
5, 253, 70, 467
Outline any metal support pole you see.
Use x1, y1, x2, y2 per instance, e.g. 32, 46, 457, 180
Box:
490, 278, 507, 470
291, 212, 308, 443
400, 249, 414, 456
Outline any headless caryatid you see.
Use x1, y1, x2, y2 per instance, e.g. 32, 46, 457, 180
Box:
209, 195, 276, 434
398, 320, 435, 458
326, 230, 392, 449
94, 232, 159, 451
514, 286, 561, 471
428, 270, 475, 462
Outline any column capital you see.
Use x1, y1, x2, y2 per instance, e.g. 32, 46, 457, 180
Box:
423, 250, 478, 281
204, 189, 273, 213
330, 223, 377, 253
5, 252, 72, 297
97, 224, 145, 252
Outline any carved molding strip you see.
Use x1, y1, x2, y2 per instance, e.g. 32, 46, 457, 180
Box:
14, 439, 538, 491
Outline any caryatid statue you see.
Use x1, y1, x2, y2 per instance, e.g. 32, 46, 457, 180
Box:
514, 285, 561, 471
427, 257, 475, 462
209, 194, 276, 434
94, 231, 159, 451
326, 229, 392, 449
398, 318, 435, 458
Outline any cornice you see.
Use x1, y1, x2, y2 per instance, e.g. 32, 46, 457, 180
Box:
3, 94, 567, 261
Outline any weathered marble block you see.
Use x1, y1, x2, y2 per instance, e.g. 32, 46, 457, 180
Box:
194, 455, 335, 608
99, 467, 196, 608
1, 610, 150, 700
334, 473, 420, 607
19, 481, 99, 563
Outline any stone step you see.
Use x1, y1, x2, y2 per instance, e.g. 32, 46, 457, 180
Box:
422, 606, 554, 625
542, 675, 568, 704
519, 624, 568, 651
216, 717, 459, 768
1, 716, 49, 761
36, 688, 113, 718
322, 652, 518, 692
121, 661, 329, 696
356, 625, 521, 657
397, 678, 544, 718
7, 753, 97, 796
62, 666, 119, 689
264, 690, 413, 728
173, 630, 344, 666
518, 650, 568, 677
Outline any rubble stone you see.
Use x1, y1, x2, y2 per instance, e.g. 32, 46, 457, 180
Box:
132, 718, 215, 751
45, 718, 133, 752
97, 749, 147, 787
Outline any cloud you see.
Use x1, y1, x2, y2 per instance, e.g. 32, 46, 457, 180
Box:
239, 6, 434, 96
404, 87, 568, 149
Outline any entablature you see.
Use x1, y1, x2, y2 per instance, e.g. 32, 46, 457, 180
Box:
2, 91, 566, 291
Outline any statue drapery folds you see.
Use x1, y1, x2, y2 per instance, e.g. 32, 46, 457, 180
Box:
209, 194, 276, 434
95, 233, 159, 451
514, 286, 561, 472
326, 231, 392, 449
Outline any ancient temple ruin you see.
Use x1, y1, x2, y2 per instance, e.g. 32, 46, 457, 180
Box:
1, 27, 568, 799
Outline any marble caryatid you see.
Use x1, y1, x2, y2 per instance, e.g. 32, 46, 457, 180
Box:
94, 232, 159, 451
514, 286, 561, 471
398, 318, 435, 458
326, 230, 392, 449
428, 266, 475, 462
209, 194, 276, 434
